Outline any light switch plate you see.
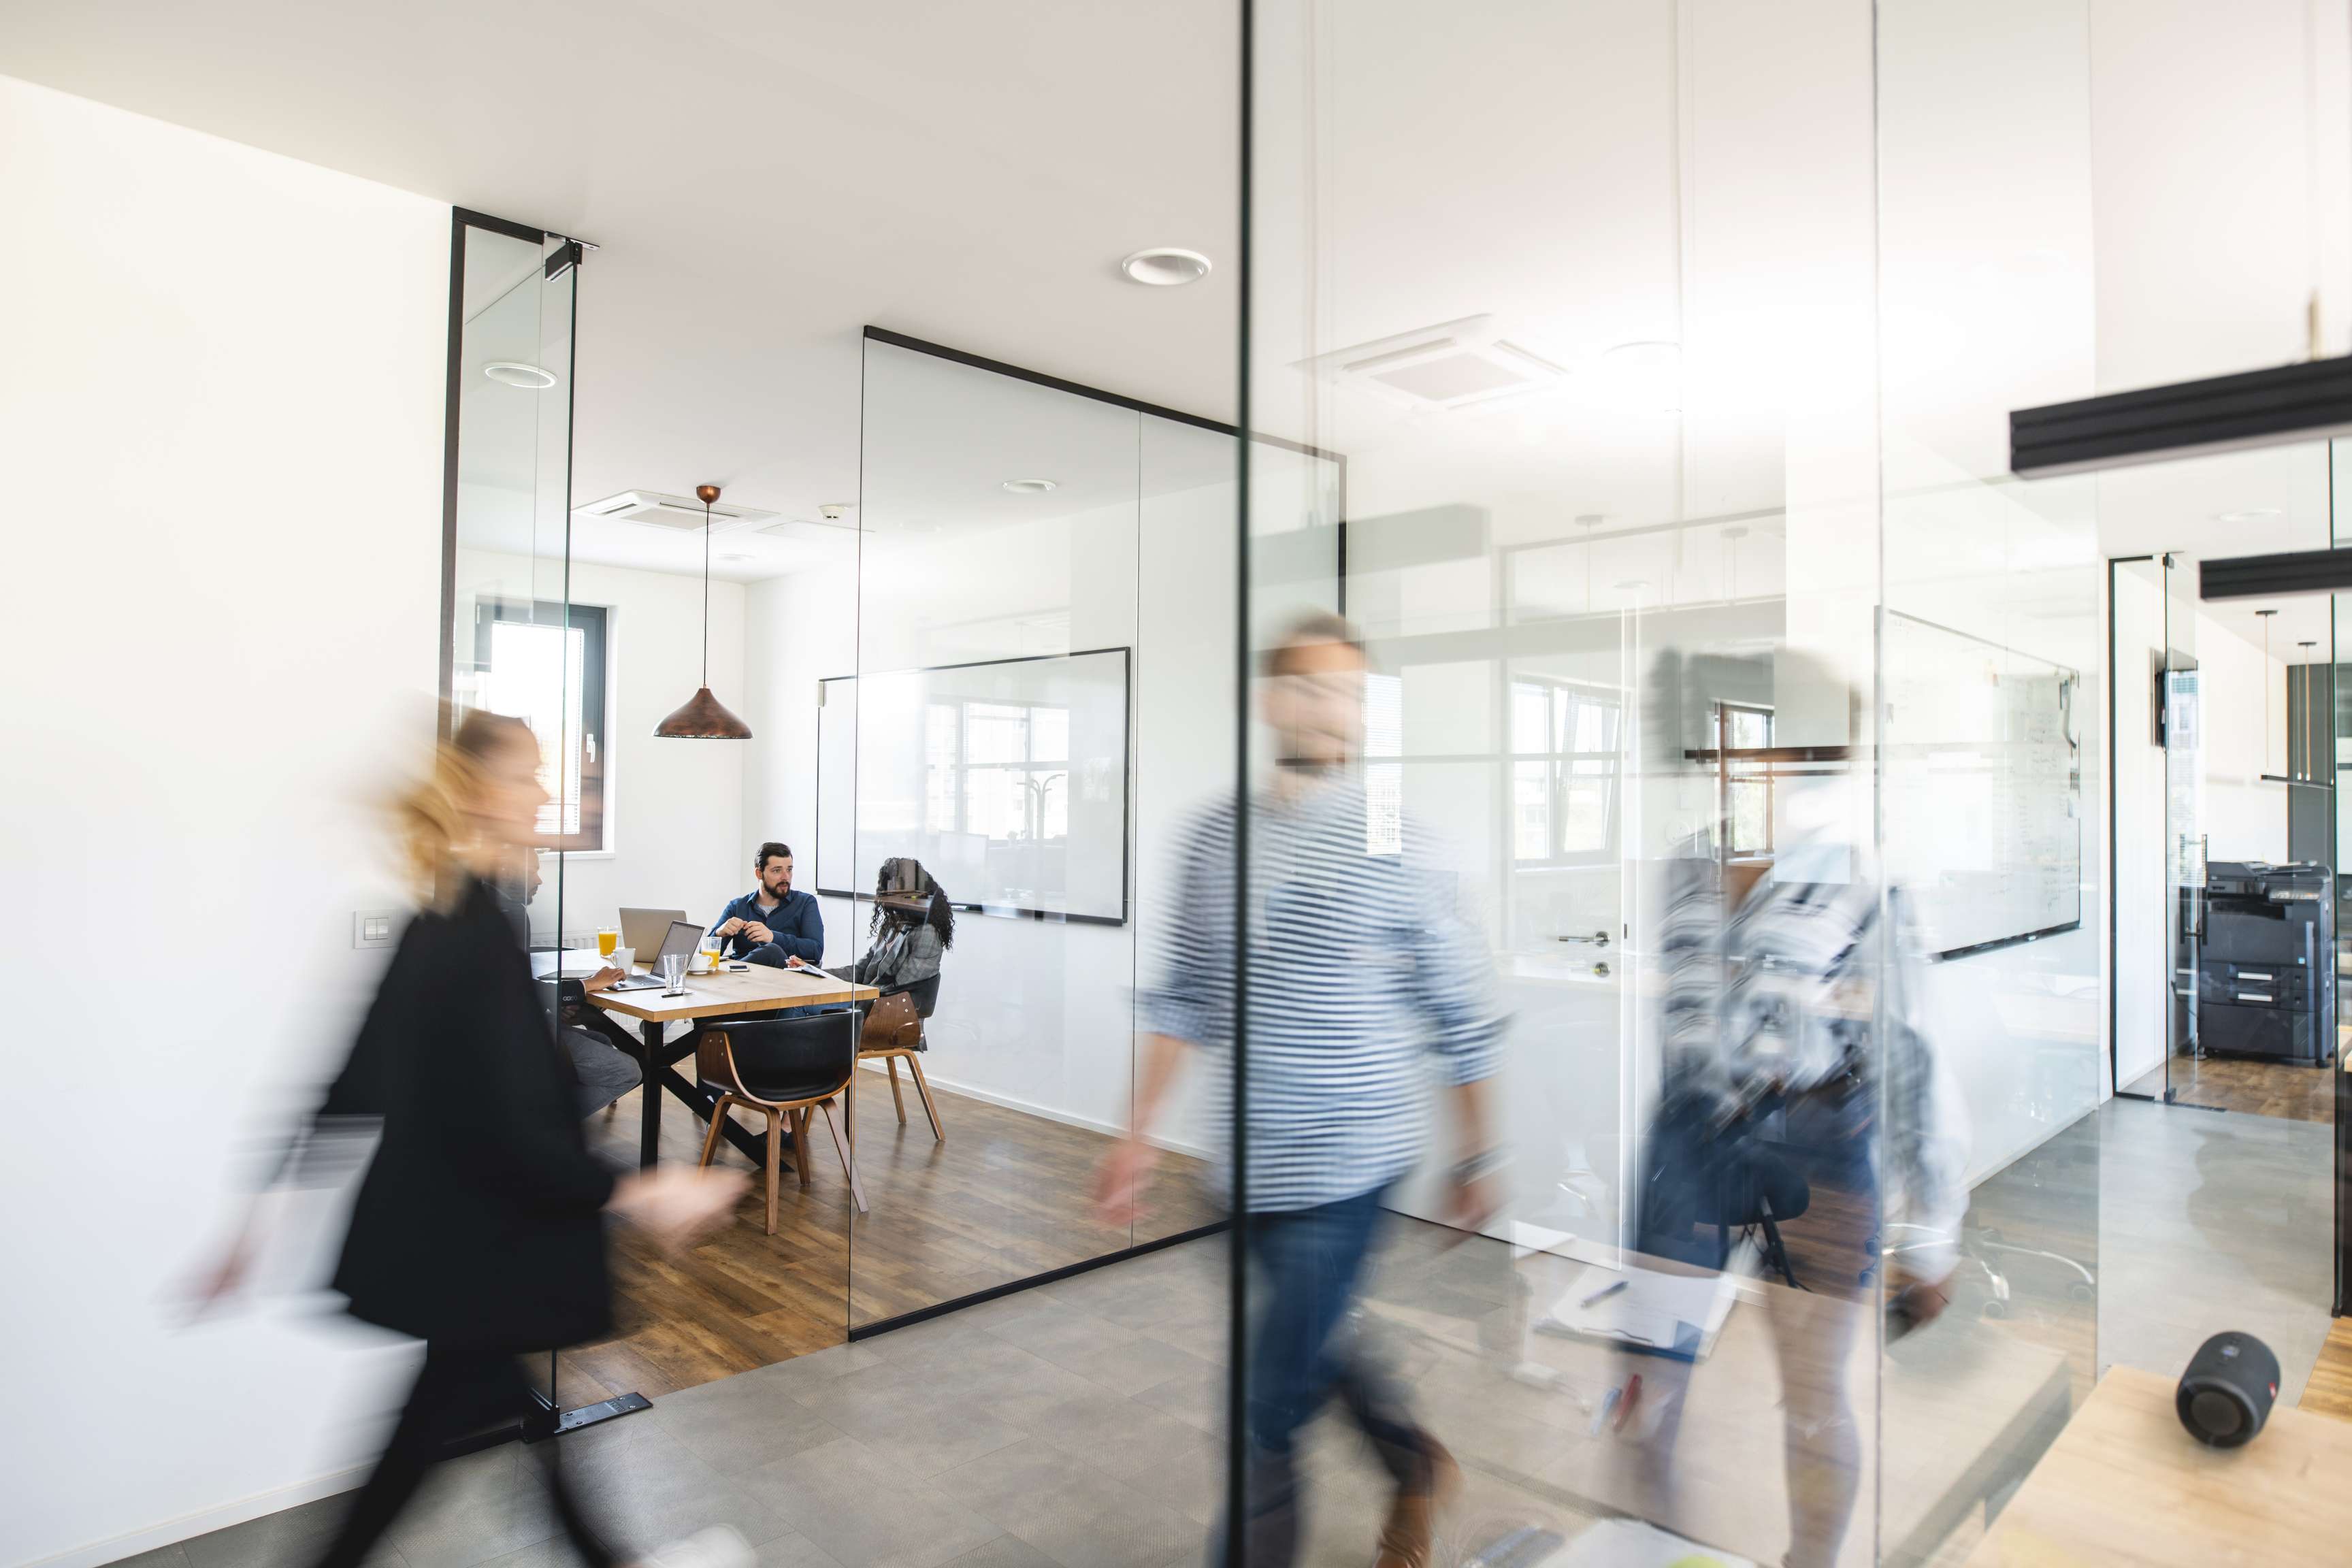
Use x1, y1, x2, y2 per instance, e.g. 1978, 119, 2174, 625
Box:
353, 911, 396, 949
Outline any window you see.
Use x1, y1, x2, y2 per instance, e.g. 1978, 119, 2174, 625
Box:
1716, 702, 1775, 857
466, 600, 609, 851
1508, 676, 1622, 864
924, 697, 1071, 843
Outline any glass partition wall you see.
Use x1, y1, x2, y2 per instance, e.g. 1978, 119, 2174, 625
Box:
440, 210, 585, 1424
843, 332, 1339, 1335
1239, 3, 2109, 1564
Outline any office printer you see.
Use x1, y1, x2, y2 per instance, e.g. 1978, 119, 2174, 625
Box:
2198, 861, 2336, 1066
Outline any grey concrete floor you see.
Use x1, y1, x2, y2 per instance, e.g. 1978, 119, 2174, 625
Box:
2095, 1093, 2336, 1401
112, 1090, 2338, 1568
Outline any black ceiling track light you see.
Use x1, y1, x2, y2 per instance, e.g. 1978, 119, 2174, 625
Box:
2011, 356, 2352, 479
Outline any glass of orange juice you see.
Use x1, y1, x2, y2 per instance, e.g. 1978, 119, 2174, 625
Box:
596, 925, 619, 959
700, 935, 723, 972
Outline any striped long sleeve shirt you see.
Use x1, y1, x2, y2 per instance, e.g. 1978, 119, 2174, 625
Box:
1137, 777, 1505, 1212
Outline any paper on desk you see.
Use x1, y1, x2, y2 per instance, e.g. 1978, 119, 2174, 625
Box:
1535, 1262, 1737, 1362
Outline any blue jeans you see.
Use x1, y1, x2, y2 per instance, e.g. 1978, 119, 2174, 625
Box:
1231, 1183, 1434, 1567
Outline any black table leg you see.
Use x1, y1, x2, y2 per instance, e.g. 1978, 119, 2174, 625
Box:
627, 1016, 788, 1172
636, 1019, 664, 1169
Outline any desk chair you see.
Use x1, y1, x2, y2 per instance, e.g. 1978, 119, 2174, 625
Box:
859, 973, 944, 1142
1703, 1148, 1808, 1290
696, 1013, 868, 1229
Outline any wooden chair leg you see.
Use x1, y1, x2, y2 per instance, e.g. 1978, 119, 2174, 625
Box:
764, 1107, 781, 1235
905, 1053, 945, 1142
885, 1056, 907, 1124
818, 1098, 868, 1213
792, 1107, 813, 1190
699, 1096, 732, 1170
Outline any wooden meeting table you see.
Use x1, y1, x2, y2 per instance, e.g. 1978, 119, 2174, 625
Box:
589, 961, 877, 1171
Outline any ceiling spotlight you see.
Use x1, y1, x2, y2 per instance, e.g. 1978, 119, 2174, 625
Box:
2215, 508, 2283, 523
718, 552, 752, 562
483, 361, 558, 389
1120, 248, 1213, 287
1002, 478, 1058, 494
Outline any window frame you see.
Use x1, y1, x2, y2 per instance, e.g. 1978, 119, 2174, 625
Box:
1714, 700, 1777, 859
1507, 673, 1625, 868
472, 597, 610, 853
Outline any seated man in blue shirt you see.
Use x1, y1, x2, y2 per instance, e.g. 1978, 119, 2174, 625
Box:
710, 840, 825, 968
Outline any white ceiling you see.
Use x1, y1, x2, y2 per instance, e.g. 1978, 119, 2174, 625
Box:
7, 0, 2352, 653
0, 0, 1243, 585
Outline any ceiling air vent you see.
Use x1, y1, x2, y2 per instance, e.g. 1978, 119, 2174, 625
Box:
574, 489, 779, 532
1299, 316, 1566, 411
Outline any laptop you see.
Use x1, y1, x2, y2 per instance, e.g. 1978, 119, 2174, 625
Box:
618, 906, 689, 961
606, 918, 709, 992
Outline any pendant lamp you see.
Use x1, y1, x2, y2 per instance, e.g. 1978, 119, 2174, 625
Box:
654, 483, 753, 739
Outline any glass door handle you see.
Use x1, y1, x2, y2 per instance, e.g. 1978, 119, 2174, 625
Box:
1557, 930, 1611, 948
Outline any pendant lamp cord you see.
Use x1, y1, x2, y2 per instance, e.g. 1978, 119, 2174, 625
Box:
702, 495, 713, 689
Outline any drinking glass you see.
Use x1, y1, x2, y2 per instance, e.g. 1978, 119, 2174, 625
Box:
597, 924, 619, 958
700, 936, 723, 972
659, 952, 688, 994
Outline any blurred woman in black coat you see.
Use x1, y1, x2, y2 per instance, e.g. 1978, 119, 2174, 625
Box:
203, 712, 746, 1568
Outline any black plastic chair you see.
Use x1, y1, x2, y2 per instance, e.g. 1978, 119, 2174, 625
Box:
696, 1011, 866, 1228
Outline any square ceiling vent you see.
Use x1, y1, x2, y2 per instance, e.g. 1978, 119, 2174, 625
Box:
574, 489, 779, 532
1298, 316, 1566, 411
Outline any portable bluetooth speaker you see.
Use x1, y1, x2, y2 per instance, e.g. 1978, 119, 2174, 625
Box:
2176, 1331, 2280, 1448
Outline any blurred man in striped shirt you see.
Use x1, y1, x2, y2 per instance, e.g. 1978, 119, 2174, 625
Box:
1096, 612, 1506, 1568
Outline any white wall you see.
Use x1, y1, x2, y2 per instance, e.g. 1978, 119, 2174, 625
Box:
736, 423, 1314, 1166
455, 548, 750, 938
2196, 613, 2289, 865
1876, 0, 2109, 1184
741, 566, 856, 930
0, 75, 446, 1568
741, 491, 1202, 1148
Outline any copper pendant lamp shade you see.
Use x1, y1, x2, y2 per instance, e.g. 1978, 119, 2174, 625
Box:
654, 483, 753, 739
655, 685, 752, 739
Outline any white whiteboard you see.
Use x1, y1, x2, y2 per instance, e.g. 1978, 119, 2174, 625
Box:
817, 647, 1131, 924
1881, 611, 2083, 959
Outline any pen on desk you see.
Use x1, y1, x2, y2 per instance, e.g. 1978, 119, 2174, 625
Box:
1588, 1385, 1621, 1437
1580, 1279, 1629, 1308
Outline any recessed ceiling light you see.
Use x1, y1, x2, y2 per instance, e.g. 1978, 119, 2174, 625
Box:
483, 361, 558, 389
2215, 508, 2283, 523
1002, 478, 1058, 494
717, 552, 752, 561
1120, 248, 1212, 287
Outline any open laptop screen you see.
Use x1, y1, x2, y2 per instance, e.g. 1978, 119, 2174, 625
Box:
658, 919, 705, 964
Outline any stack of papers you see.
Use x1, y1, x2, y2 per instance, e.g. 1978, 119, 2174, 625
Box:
1533, 1262, 1738, 1362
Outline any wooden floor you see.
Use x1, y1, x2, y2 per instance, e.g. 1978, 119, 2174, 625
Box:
2134, 1052, 2336, 1124
558, 1066, 1222, 1403
2299, 1317, 2352, 1423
